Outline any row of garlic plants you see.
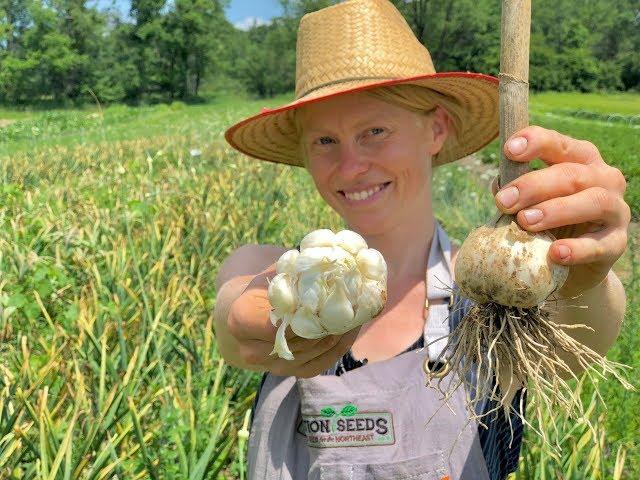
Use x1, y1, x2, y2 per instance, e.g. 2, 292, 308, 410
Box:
0, 120, 635, 478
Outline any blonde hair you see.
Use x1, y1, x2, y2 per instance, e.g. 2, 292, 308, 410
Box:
294, 84, 464, 168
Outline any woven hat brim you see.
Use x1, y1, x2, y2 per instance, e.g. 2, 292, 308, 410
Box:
225, 72, 499, 168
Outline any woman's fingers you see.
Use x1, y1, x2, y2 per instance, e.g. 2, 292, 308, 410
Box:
550, 227, 629, 267
514, 187, 631, 233
241, 326, 361, 376
495, 163, 623, 213
503, 126, 604, 167
296, 327, 361, 377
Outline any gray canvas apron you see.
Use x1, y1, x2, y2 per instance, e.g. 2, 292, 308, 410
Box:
248, 222, 490, 480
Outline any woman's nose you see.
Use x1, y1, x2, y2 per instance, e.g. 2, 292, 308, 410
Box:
337, 143, 369, 179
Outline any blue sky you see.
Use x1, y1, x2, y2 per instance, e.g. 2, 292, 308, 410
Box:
96, 0, 284, 29
226, 0, 283, 29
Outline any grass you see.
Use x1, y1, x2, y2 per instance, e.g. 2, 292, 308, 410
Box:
530, 92, 640, 116
0, 91, 637, 478
476, 92, 640, 220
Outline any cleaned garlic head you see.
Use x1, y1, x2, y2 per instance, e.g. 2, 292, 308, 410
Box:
454, 219, 569, 308
268, 228, 387, 359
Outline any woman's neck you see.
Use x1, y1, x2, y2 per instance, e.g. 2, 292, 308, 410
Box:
354, 211, 436, 283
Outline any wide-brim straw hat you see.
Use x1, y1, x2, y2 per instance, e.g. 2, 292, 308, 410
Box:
225, 0, 499, 168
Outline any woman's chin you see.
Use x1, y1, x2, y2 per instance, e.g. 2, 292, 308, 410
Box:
344, 214, 394, 237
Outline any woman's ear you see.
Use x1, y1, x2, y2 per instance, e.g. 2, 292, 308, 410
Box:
427, 106, 450, 156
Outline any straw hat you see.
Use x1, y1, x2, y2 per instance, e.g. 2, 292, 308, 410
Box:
225, 0, 499, 168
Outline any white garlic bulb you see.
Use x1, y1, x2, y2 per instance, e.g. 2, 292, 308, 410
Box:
268, 228, 387, 360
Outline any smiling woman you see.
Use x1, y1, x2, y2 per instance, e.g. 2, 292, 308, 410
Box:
215, 0, 629, 479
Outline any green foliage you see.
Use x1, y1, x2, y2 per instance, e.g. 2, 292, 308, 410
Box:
233, 18, 297, 97
1, 0, 639, 105
0, 0, 233, 105
0, 93, 637, 477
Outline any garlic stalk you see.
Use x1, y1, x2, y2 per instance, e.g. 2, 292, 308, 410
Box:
268, 229, 387, 359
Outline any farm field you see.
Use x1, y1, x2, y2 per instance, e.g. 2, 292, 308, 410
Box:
0, 91, 638, 479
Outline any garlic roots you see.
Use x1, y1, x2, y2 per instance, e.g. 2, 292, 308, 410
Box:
431, 214, 633, 452
268, 229, 387, 360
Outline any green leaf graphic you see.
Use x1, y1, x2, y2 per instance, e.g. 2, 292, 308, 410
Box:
340, 404, 357, 416
320, 407, 336, 417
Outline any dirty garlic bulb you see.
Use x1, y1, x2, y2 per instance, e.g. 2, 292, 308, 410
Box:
455, 218, 569, 308
268, 229, 387, 360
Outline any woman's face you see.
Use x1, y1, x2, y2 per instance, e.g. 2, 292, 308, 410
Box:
297, 92, 450, 236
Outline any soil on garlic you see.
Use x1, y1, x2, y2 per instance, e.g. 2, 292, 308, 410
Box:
454, 220, 567, 308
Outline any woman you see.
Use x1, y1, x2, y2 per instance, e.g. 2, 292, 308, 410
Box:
215, 1, 630, 478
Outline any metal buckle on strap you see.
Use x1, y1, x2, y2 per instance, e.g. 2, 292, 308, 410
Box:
422, 357, 451, 379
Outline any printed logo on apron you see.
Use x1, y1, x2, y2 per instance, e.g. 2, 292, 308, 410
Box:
297, 403, 395, 448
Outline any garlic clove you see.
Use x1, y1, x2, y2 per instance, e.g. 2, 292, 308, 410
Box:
269, 310, 281, 327
290, 308, 326, 339
300, 229, 336, 250
318, 277, 355, 334
276, 249, 299, 275
329, 246, 357, 275
270, 313, 294, 360
356, 248, 388, 281
343, 270, 363, 305
335, 230, 367, 256
295, 246, 337, 273
268, 273, 297, 314
353, 279, 387, 324
298, 276, 328, 312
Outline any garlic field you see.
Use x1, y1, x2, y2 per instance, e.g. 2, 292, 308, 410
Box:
0, 92, 637, 478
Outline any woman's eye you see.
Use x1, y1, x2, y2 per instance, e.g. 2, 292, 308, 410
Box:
370, 127, 385, 135
316, 136, 335, 145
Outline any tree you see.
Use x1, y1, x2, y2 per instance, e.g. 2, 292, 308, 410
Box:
390, 0, 499, 74
163, 0, 232, 99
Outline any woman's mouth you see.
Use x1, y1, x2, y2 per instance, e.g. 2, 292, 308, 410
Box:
339, 182, 391, 205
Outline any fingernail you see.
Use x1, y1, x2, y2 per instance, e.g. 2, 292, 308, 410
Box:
557, 245, 571, 260
523, 209, 543, 225
496, 186, 519, 208
507, 137, 528, 155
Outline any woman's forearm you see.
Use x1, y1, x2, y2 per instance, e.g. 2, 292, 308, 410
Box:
213, 274, 267, 370
550, 269, 626, 375
213, 271, 272, 372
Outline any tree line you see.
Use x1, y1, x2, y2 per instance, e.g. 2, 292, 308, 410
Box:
0, 0, 638, 106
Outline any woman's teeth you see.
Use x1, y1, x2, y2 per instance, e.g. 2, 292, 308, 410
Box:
344, 183, 386, 201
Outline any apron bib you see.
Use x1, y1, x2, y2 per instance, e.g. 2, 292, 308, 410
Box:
248, 222, 490, 480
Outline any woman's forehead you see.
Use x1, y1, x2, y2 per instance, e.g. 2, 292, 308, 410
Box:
297, 93, 414, 129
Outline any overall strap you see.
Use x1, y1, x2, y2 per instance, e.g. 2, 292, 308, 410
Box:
423, 221, 455, 362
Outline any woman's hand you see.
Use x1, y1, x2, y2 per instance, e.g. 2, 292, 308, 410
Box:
228, 270, 360, 378
492, 126, 630, 298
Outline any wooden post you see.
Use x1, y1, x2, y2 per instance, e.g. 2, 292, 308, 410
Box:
499, 0, 532, 188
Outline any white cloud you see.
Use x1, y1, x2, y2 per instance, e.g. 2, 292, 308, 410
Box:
234, 16, 271, 31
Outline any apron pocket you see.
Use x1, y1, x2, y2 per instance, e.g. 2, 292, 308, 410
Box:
318, 451, 449, 480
